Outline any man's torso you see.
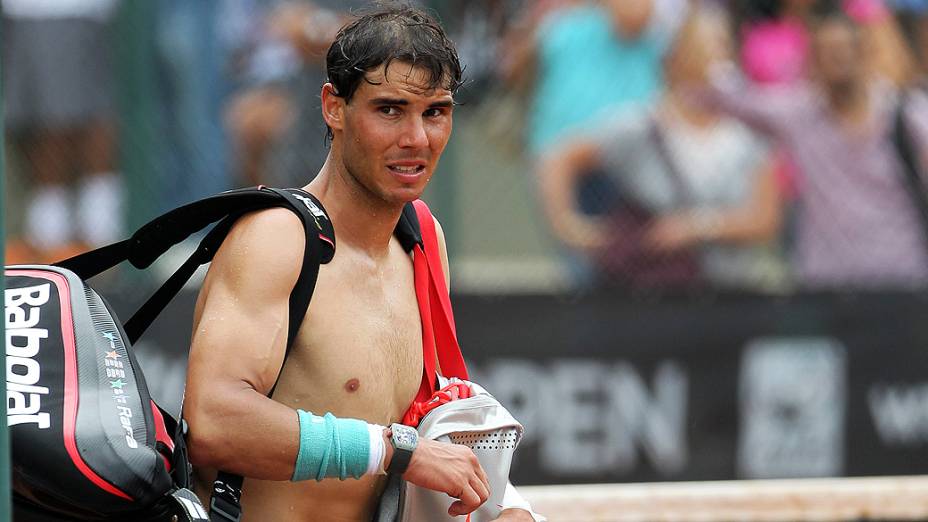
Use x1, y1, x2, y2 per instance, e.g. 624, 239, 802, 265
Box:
242, 234, 424, 521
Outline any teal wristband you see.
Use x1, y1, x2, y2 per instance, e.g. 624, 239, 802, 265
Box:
292, 410, 370, 481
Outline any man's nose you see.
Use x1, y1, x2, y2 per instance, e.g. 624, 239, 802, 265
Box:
398, 116, 429, 149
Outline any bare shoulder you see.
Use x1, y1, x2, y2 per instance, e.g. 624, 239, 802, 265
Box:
205, 207, 307, 296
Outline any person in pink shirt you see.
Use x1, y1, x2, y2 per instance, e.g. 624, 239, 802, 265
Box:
737, 0, 816, 215
700, 8, 928, 289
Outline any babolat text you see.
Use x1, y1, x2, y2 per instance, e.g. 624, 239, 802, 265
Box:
6, 283, 52, 429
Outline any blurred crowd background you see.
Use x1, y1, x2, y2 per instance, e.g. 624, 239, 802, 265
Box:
4, 0, 928, 296
7, 0, 928, 492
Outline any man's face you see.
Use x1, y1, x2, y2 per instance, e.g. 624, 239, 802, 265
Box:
813, 20, 863, 89
331, 62, 454, 205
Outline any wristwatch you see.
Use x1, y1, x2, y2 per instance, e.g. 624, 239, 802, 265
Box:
386, 423, 418, 475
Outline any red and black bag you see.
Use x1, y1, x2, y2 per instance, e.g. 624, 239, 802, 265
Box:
6, 187, 335, 521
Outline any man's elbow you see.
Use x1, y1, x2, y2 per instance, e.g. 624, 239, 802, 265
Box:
185, 419, 223, 469
184, 402, 236, 470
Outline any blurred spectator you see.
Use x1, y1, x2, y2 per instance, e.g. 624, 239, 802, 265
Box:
699, 8, 928, 289
539, 7, 784, 291
733, 0, 918, 86
889, 0, 928, 78
154, 0, 231, 212
223, 0, 369, 188
502, 0, 686, 157
737, 0, 814, 85
844, 0, 921, 87
734, 0, 816, 243
429, 0, 525, 105
500, 0, 687, 287
3, 0, 123, 262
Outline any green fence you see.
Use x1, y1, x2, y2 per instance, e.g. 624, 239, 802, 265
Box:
1, 15, 12, 519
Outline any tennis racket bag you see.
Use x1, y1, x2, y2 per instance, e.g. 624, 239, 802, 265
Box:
6, 186, 335, 521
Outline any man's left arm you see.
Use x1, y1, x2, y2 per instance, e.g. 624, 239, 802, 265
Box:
433, 218, 546, 522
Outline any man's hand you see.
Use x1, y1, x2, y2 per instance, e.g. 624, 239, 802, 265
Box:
491, 508, 537, 521
401, 438, 491, 516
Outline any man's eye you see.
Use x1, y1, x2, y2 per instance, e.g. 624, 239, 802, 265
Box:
379, 106, 399, 116
424, 108, 445, 118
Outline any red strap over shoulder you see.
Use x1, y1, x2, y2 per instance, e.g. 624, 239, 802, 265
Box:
406, 200, 468, 420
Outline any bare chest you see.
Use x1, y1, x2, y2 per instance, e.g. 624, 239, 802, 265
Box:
271, 248, 423, 425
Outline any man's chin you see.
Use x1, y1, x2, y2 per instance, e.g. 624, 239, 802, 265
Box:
383, 185, 427, 205
392, 194, 425, 206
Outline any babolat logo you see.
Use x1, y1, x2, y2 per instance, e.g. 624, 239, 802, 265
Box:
293, 193, 327, 219
6, 283, 52, 429
293, 193, 328, 230
102, 332, 138, 449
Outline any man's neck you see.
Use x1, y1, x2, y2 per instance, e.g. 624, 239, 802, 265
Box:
306, 156, 406, 260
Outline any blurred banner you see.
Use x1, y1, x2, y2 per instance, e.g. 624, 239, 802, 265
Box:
125, 288, 928, 486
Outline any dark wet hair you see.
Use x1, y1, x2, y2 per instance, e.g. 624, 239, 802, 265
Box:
325, 2, 463, 105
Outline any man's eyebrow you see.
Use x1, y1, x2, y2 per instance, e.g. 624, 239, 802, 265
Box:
370, 97, 409, 106
368, 97, 455, 108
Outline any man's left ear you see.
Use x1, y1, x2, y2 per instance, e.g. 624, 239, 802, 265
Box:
321, 83, 345, 131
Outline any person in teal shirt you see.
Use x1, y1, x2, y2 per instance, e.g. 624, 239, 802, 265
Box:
503, 0, 685, 287
523, 0, 682, 155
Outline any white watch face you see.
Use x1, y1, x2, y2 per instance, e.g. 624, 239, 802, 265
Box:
392, 424, 418, 451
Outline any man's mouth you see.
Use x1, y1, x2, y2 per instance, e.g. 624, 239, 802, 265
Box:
387, 165, 426, 174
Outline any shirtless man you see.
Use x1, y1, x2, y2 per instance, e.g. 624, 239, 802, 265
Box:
184, 4, 536, 521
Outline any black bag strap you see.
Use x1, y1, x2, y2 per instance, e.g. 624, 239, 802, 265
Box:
55, 187, 335, 349
53, 186, 336, 522
891, 92, 928, 254
268, 188, 336, 356
207, 189, 338, 522
57, 187, 302, 278
209, 201, 424, 522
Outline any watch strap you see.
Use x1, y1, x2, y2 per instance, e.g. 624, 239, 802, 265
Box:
386, 443, 413, 475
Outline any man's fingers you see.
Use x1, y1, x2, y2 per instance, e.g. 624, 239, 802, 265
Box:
448, 486, 482, 516
463, 448, 490, 489
472, 475, 490, 504
448, 500, 467, 517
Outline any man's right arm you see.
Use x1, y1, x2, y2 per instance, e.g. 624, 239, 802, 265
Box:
184, 207, 306, 479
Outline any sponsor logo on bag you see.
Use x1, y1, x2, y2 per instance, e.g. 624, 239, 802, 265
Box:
5, 284, 52, 429
102, 332, 138, 449
293, 193, 328, 230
